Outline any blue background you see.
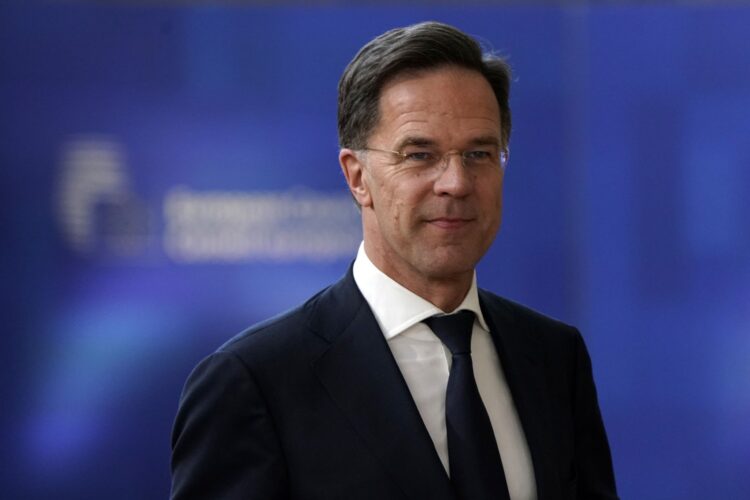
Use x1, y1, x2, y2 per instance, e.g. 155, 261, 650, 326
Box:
1, 3, 748, 499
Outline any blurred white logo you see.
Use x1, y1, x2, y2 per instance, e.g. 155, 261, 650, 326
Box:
163, 187, 361, 262
55, 135, 150, 257
55, 135, 359, 263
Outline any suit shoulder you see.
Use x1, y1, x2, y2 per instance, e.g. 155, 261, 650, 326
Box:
214, 284, 331, 362
479, 289, 579, 339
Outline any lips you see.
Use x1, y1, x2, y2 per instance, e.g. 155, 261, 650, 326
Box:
427, 217, 474, 229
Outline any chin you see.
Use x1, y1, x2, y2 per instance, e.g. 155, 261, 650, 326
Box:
434, 244, 483, 265
419, 257, 476, 281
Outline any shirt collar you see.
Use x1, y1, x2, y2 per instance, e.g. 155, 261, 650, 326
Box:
352, 242, 489, 340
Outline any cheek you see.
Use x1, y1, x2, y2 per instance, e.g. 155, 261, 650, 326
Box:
388, 196, 411, 234
370, 178, 402, 231
381, 179, 423, 224
492, 174, 505, 208
480, 178, 504, 227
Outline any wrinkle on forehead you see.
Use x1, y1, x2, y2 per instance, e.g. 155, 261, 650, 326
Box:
373, 66, 502, 148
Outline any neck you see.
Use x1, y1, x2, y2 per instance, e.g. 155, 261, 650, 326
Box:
363, 242, 474, 313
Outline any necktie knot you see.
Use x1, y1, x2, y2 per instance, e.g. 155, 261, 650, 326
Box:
423, 310, 475, 355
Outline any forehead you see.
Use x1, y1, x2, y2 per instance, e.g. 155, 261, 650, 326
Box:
371, 66, 501, 145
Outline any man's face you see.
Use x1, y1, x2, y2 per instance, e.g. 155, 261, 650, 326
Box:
341, 65, 505, 292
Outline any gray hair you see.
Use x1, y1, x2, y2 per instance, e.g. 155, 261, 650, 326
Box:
337, 21, 512, 150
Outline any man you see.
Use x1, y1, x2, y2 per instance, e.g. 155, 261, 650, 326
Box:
170, 21, 618, 500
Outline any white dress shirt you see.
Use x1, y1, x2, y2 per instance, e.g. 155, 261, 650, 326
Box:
352, 243, 537, 500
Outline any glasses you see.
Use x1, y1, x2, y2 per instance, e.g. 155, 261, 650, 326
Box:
361, 145, 508, 173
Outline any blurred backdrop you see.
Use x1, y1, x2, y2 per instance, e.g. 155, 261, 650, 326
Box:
1, 2, 748, 499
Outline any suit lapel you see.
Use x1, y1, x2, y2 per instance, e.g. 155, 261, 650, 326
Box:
310, 270, 454, 500
479, 291, 562, 500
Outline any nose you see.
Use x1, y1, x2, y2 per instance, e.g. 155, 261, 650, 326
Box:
433, 152, 472, 197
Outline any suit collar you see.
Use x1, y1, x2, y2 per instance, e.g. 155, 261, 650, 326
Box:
308, 271, 563, 499
310, 268, 455, 500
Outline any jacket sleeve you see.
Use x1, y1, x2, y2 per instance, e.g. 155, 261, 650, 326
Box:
572, 330, 619, 499
170, 350, 289, 500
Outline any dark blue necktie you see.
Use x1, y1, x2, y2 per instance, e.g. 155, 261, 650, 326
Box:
424, 311, 511, 500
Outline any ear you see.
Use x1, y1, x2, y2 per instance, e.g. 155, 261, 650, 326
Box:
339, 148, 373, 208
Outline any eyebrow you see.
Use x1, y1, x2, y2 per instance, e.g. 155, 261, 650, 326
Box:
394, 136, 437, 151
467, 135, 503, 147
394, 135, 501, 151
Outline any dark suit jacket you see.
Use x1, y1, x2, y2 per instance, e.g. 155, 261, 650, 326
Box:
170, 268, 617, 499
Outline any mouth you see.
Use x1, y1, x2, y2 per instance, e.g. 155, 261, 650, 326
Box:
427, 217, 474, 230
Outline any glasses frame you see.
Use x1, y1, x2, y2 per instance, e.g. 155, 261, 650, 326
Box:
360, 146, 509, 171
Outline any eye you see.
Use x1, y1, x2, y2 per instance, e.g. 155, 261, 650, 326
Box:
464, 150, 494, 161
403, 150, 437, 163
